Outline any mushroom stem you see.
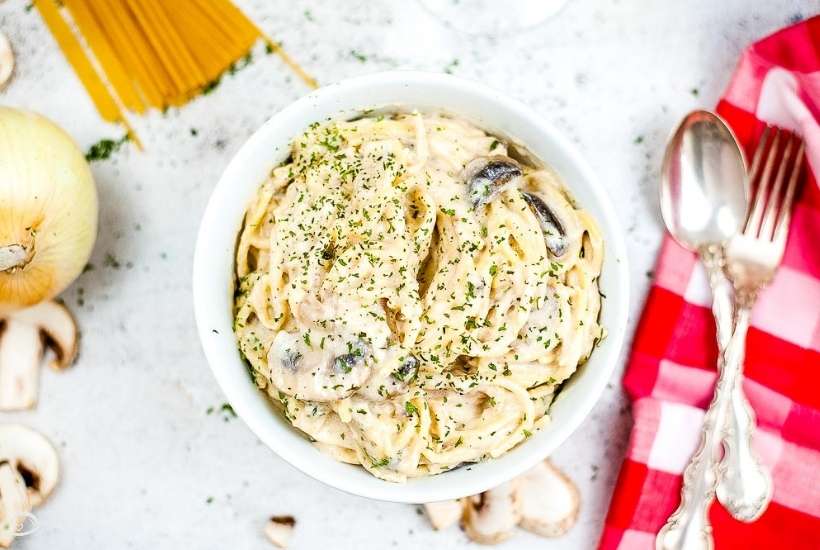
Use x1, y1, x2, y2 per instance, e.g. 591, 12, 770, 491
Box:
0, 462, 30, 548
0, 320, 42, 411
0, 245, 27, 273
0, 301, 79, 411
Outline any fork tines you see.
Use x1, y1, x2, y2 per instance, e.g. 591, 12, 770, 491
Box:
744, 126, 806, 243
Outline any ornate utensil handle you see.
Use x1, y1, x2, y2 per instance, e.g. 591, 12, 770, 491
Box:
656, 248, 735, 550
716, 298, 772, 522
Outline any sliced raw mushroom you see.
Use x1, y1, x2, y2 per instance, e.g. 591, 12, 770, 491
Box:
264, 516, 296, 548
0, 462, 30, 548
0, 301, 79, 411
462, 480, 520, 545
0, 31, 13, 91
521, 192, 569, 258
515, 460, 580, 537
423, 500, 462, 530
0, 425, 60, 508
465, 156, 523, 209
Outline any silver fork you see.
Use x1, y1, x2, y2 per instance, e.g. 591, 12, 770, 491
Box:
716, 127, 805, 521
656, 128, 805, 550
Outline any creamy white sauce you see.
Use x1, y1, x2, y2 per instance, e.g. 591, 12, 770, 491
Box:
234, 113, 604, 482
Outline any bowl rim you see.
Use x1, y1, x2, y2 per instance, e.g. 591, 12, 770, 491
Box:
193, 70, 630, 503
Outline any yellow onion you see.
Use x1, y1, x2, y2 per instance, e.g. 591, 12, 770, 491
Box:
0, 108, 98, 313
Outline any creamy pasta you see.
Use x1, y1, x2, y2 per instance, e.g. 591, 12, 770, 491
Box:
234, 112, 604, 482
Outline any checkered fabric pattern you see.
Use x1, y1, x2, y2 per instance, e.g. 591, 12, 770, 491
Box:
599, 17, 820, 550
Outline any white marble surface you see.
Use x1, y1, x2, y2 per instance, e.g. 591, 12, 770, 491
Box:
0, 1, 813, 548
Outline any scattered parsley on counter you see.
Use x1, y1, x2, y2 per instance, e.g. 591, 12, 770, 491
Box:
444, 58, 460, 74
85, 135, 129, 162
202, 76, 222, 95
207, 402, 237, 422
350, 50, 368, 63
634, 135, 644, 145
103, 253, 121, 269
202, 52, 256, 95
228, 52, 253, 75
690, 87, 699, 96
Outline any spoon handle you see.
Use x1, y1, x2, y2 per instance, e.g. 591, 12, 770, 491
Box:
716, 302, 772, 521
656, 248, 734, 550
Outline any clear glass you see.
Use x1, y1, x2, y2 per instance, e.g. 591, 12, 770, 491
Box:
419, 0, 570, 34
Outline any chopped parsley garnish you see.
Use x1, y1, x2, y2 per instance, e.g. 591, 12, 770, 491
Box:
85, 135, 129, 162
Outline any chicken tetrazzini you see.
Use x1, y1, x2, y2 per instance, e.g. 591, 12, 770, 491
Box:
234, 112, 604, 482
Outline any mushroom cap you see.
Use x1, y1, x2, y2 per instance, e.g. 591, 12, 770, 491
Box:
516, 460, 580, 537
462, 480, 520, 545
0, 31, 13, 91
423, 500, 462, 530
11, 301, 79, 370
0, 462, 31, 548
464, 156, 523, 209
0, 424, 60, 508
521, 191, 569, 258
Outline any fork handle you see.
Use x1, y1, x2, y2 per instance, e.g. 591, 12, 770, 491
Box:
716, 303, 772, 522
656, 248, 734, 550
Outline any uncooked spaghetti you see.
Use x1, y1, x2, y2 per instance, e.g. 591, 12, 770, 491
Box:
34, 0, 316, 142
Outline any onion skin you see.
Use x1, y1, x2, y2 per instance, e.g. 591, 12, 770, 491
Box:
0, 108, 98, 313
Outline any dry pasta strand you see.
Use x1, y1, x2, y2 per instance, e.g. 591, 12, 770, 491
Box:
35, 0, 122, 122
62, 0, 145, 112
36, 0, 318, 127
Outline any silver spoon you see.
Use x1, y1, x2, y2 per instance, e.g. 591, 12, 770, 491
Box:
656, 110, 749, 550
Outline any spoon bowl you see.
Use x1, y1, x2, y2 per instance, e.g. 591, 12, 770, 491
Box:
660, 110, 748, 250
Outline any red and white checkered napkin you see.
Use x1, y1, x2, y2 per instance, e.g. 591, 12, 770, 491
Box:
599, 17, 820, 550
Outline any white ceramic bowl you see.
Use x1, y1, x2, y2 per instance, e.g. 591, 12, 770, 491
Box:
193, 71, 629, 503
